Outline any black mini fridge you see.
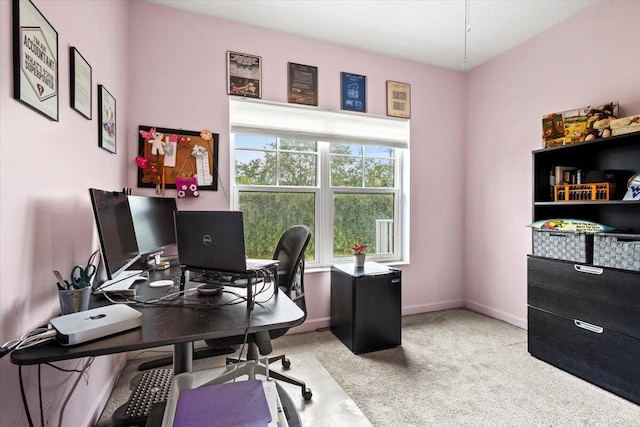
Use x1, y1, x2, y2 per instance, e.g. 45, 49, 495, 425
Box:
330, 261, 401, 354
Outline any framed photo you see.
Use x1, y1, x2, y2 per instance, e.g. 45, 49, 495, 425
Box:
341, 72, 366, 112
288, 62, 318, 106
137, 126, 219, 192
98, 85, 116, 153
12, 0, 59, 121
227, 51, 261, 98
386, 80, 411, 118
70, 47, 92, 119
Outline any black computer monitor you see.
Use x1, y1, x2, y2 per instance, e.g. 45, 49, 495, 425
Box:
89, 188, 141, 280
128, 195, 177, 260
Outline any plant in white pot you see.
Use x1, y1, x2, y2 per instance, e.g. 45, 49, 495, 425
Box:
350, 243, 367, 267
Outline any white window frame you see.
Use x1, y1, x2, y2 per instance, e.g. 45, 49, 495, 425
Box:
230, 98, 409, 268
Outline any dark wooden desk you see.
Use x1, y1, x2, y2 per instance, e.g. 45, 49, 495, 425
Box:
11, 266, 305, 375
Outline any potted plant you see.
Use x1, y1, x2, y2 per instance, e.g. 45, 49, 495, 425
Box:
349, 243, 367, 267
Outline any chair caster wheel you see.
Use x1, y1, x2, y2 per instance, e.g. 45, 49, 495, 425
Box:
302, 388, 312, 401
282, 358, 291, 369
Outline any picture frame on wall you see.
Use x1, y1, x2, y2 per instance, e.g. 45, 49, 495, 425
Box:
288, 62, 318, 106
341, 72, 366, 113
12, 0, 59, 121
98, 85, 116, 153
70, 47, 92, 119
386, 80, 411, 118
227, 51, 262, 98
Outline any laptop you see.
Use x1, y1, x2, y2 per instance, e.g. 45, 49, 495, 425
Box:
174, 211, 277, 274
50, 305, 142, 346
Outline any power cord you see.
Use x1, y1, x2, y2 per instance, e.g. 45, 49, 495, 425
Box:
1, 326, 57, 359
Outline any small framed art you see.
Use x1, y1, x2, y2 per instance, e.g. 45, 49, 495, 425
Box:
98, 85, 116, 153
12, 0, 59, 121
70, 47, 92, 119
288, 62, 318, 106
227, 51, 261, 98
341, 72, 366, 112
386, 80, 411, 118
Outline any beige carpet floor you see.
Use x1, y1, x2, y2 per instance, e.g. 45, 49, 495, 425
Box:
98, 309, 640, 426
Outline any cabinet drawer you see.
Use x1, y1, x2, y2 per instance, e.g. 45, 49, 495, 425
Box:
528, 256, 640, 340
528, 306, 640, 405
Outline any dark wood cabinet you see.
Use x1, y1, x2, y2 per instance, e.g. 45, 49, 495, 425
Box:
330, 262, 401, 354
528, 131, 640, 405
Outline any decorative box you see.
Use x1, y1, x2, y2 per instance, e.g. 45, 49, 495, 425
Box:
593, 233, 640, 271
532, 229, 593, 263
541, 102, 619, 147
609, 115, 640, 136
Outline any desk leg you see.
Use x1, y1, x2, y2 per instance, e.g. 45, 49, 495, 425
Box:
173, 342, 193, 375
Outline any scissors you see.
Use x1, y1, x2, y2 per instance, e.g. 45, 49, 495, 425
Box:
70, 264, 97, 289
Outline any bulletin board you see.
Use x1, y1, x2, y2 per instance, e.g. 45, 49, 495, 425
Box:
137, 125, 219, 191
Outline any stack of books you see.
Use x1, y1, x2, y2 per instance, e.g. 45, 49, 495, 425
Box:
173, 379, 289, 427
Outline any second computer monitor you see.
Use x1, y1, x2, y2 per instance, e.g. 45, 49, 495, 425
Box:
128, 195, 177, 258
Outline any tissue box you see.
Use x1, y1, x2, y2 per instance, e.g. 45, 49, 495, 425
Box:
610, 115, 640, 136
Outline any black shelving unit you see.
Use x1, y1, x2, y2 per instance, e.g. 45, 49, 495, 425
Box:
528, 130, 640, 405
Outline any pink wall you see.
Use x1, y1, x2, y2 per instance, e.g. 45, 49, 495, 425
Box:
4, 0, 636, 425
126, 0, 468, 332
0, 1, 130, 425
463, 0, 640, 327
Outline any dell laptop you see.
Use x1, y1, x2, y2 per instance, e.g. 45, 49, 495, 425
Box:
174, 211, 277, 274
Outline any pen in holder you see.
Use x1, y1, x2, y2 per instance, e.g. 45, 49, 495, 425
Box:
58, 287, 91, 315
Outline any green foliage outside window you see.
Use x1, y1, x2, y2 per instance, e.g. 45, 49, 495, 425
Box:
239, 192, 316, 259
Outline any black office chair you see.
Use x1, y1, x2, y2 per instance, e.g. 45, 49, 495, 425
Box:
225, 225, 312, 400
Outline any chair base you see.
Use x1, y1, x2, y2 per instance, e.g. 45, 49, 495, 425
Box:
226, 352, 311, 401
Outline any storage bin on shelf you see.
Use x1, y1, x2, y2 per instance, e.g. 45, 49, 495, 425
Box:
532, 229, 593, 263
553, 182, 612, 202
593, 233, 640, 272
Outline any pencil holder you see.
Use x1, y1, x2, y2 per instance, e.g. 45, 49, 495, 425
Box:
58, 287, 91, 315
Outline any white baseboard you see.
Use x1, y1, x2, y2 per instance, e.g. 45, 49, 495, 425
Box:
464, 299, 527, 329
84, 353, 127, 427
402, 299, 465, 316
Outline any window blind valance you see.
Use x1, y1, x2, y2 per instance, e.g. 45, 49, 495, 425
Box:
229, 98, 410, 149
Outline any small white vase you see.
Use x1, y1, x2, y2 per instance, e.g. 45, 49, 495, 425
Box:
354, 253, 366, 268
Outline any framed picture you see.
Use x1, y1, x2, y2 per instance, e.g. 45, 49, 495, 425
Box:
137, 126, 219, 192
386, 80, 411, 118
341, 72, 366, 112
288, 62, 318, 106
98, 85, 116, 153
12, 0, 59, 121
227, 51, 261, 98
70, 47, 92, 119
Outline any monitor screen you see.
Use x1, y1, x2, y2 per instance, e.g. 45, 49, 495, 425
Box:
128, 195, 177, 256
89, 188, 140, 280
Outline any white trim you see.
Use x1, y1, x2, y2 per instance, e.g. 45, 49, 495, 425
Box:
230, 97, 410, 148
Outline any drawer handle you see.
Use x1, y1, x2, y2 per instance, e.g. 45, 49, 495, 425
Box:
574, 319, 603, 334
391, 278, 400, 283
574, 265, 603, 275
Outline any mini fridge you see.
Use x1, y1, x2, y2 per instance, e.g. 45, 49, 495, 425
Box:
330, 261, 401, 354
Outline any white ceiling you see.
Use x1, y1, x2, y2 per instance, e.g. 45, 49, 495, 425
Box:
144, 0, 598, 71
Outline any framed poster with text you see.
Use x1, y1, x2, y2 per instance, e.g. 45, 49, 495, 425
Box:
12, 0, 59, 121
386, 80, 411, 118
70, 47, 92, 119
227, 51, 261, 98
341, 72, 366, 112
288, 62, 318, 106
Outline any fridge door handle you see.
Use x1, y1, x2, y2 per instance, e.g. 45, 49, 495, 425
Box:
574, 265, 603, 275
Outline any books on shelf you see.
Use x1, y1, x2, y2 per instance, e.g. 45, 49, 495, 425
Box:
173, 379, 288, 427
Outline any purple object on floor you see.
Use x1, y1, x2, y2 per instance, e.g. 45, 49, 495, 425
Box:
173, 379, 271, 427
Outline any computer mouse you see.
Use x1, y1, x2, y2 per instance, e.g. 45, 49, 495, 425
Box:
149, 279, 174, 288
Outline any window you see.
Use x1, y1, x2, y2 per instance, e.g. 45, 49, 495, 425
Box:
230, 99, 409, 268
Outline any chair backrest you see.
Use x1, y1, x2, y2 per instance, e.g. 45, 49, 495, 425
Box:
272, 225, 311, 322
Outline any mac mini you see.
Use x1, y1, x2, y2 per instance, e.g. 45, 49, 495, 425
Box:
50, 304, 142, 346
